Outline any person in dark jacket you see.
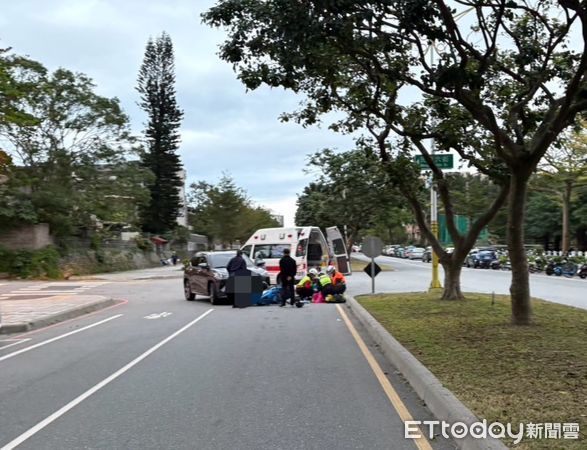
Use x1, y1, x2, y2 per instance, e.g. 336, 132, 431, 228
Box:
279, 248, 297, 307
227, 250, 247, 276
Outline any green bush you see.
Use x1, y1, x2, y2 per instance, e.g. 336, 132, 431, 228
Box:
30, 246, 61, 278
134, 236, 152, 252
0, 245, 62, 279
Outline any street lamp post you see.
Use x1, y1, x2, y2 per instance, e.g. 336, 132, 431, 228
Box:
428, 43, 442, 290
430, 159, 442, 289
342, 188, 349, 247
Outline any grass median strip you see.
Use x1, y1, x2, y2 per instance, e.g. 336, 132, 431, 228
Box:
350, 257, 394, 273
357, 292, 587, 449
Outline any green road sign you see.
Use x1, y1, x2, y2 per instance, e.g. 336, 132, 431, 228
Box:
414, 154, 454, 170
438, 214, 489, 245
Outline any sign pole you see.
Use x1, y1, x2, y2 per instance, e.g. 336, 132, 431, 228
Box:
428, 44, 443, 292
430, 181, 442, 289
371, 257, 375, 293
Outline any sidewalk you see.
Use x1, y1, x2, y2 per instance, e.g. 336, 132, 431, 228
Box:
70, 264, 184, 282
0, 294, 117, 334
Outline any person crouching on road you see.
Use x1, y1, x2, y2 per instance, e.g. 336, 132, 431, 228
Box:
279, 248, 297, 307
318, 270, 335, 297
296, 268, 318, 300
326, 265, 346, 295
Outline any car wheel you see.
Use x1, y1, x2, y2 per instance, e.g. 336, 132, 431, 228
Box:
184, 280, 195, 301
208, 283, 219, 305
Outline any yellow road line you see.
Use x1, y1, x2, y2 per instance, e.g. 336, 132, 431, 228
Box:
336, 304, 433, 450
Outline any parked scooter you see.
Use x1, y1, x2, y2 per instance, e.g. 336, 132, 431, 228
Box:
528, 257, 545, 273
579, 264, 587, 279
545, 261, 558, 276
490, 260, 501, 270
554, 259, 578, 278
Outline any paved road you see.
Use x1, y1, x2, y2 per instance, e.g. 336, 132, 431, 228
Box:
0, 273, 454, 450
350, 253, 587, 310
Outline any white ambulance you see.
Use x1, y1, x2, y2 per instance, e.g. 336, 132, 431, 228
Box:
241, 226, 351, 285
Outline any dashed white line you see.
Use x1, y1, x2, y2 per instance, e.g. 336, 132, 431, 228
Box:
0, 339, 32, 351
0, 314, 123, 363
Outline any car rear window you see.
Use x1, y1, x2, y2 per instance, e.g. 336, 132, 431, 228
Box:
208, 253, 234, 268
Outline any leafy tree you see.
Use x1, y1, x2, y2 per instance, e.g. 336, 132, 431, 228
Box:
189, 175, 278, 246
573, 184, 587, 250
0, 48, 39, 129
137, 32, 184, 234
536, 126, 587, 253
295, 182, 333, 230
524, 188, 562, 249
204, 1, 587, 324
0, 55, 149, 236
203, 2, 508, 303
0, 48, 40, 179
296, 147, 408, 251
364, 206, 412, 246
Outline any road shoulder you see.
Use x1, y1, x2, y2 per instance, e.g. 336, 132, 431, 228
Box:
346, 294, 507, 450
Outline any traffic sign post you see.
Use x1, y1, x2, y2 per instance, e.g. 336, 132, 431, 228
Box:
362, 236, 383, 293
414, 153, 447, 290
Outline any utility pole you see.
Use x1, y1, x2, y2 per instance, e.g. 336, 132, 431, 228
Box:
429, 43, 442, 290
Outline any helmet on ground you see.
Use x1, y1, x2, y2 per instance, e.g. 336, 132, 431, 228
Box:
326, 265, 336, 275
308, 268, 319, 276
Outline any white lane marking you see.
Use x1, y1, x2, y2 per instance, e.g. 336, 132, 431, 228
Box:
144, 312, 173, 319
0, 308, 214, 450
0, 339, 32, 350
0, 315, 123, 363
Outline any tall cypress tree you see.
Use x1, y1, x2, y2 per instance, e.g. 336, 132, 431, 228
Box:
137, 32, 184, 234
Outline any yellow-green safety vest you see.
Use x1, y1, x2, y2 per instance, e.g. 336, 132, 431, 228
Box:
319, 274, 332, 287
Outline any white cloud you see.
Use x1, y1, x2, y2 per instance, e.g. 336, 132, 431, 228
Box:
258, 196, 299, 227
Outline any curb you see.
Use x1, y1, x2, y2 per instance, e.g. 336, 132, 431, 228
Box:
346, 295, 507, 450
0, 297, 118, 334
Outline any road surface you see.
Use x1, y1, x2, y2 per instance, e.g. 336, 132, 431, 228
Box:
0, 272, 454, 450
349, 253, 587, 310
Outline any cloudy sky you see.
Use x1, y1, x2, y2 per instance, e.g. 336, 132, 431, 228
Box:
0, 0, 356, 226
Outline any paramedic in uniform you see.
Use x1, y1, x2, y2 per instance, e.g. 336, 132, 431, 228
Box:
296, 268, 318, 300
279, 248, 297, 307
327, 265, 347, 295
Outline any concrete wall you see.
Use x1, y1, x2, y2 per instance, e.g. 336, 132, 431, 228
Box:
0, 224, 54, 250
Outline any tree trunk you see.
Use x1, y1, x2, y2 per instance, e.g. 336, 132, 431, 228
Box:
508, 172, 532, 325
562, 182, 572, 254
441, 261, 464, 300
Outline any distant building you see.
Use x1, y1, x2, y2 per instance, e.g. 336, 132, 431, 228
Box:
271, 214, 284, 226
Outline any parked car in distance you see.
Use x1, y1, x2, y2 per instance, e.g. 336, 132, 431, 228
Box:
466, 249, 497, 268
403, 246, 416, 259
422, 247, 432, 263
408, 247, 425, 260
382, 245, 395, 256
184, 251, 270, 304
352, 244, 361, 252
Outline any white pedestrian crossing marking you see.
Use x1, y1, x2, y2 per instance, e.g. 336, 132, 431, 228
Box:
0, 282, 109, 300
